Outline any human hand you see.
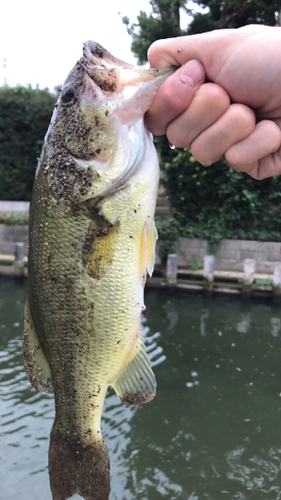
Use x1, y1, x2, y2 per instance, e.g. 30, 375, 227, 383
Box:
146, 25, 281, 179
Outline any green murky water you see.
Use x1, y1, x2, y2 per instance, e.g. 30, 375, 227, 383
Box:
1, 277, 281, 500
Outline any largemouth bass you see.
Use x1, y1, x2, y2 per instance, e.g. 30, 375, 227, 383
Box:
22, 42, 173, 500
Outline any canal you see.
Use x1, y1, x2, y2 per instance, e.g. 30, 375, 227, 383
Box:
1, 277, 281, 499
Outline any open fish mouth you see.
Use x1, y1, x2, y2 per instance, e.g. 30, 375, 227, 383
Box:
46, 41, 174, 211
80, 43, 174, 198
83, 41, 136, 71
82, 40, 174, 92
71, 47, 174, 202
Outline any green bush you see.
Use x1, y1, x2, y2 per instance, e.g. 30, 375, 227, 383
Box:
163, 149, 281, 250
255, 278, 273, 287
0, 86, 56, 201
0, 211, 29, 225
155, 216, 183, 259
190, 254, 199, 271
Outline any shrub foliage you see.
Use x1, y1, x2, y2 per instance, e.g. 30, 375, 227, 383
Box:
163, 150, 281, 249
0, 86, 56, 201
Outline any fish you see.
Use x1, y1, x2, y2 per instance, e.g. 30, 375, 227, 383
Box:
22, 41, 173, 500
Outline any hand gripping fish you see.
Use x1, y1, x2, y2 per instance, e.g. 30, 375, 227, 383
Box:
22, 42, 173, 500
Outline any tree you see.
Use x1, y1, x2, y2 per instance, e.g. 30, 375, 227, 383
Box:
0, 86, 56, 201
188, 0, 281, 33
125, 0, 281, 61
123, 0, 187, 64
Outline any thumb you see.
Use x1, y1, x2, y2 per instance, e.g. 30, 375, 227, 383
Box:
147, 30, 236, 71
148, 33, 212, 68
145, 59, 206, 136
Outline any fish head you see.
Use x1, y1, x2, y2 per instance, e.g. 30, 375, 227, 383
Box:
45, 41, 174, 212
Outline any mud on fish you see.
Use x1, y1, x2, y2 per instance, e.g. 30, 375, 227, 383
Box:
22, 41, 173, 500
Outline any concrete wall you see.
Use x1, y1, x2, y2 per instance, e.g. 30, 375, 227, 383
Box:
0, 225, 28, 255
0, 201, 30, 213
1, 223, 281, 273
168, 237, 281, 273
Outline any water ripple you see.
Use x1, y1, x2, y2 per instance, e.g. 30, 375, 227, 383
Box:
226, 445, 281, 496
3, 284, 281, 499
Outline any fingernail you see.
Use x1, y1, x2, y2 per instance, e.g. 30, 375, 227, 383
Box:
177, 60, 205, 88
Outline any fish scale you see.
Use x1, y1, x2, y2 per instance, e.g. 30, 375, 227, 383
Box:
22, 41, 174, 500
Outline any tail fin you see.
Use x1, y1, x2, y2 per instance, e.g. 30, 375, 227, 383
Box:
49, 426, 110, 500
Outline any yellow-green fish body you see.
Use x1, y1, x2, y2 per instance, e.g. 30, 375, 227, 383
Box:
22, 42, 172, 500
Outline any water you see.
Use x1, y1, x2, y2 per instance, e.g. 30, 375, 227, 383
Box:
1, 278, 281, 499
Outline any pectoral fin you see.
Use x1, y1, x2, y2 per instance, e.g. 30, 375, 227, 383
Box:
111, 334, 156, 405
146, 220, 158, 277
139, 220, 158, 279
83, 221, 119, 279
22, 298, 52, 393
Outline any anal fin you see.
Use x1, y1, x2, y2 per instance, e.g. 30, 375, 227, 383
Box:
22, 298, 52, 393
111, 334, 156, 406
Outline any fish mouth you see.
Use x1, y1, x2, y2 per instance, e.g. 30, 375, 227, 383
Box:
74, 43, 175, 202
83, 41, 135, 70
48, 42, 174, 213
82, 40, 175, 102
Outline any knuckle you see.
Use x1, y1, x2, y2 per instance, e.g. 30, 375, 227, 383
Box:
265, 122, 281, 151
197, 83, 230, 112
167, 127, 190, 149
145, 115, 166, 136
229, 104, 256, 132
191, 142, 212, 166
149, 124, 166, 136
202, 82, 229, 102
147, 39, 165, 61
224, 148, 243, 168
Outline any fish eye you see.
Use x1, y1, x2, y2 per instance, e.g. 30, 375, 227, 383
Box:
61, 85, 76, 104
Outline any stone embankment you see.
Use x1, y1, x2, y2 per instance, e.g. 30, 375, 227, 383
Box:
1, 201, 281, 299
165, 238, 281, 274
